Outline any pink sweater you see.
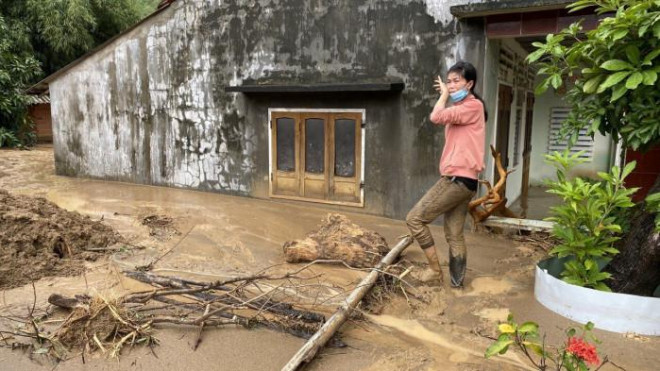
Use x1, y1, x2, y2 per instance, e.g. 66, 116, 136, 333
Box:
429, 95, 486, 180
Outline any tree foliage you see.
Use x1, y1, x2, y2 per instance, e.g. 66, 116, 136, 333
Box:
528, 0, 660, 151
530, 0, 660, 293
0, 0, 159, 146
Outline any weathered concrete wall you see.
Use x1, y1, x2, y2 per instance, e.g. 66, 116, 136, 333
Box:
50, 0, 486, 219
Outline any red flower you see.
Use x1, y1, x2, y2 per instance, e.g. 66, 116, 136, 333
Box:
566, 337, 600, 366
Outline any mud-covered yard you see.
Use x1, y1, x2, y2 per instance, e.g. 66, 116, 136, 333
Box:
0, 146, 657, 371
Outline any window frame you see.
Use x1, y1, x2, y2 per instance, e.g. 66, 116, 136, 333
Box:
268, 108, 366, 207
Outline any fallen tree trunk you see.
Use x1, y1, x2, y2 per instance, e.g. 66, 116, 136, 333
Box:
281, 236, 413, 371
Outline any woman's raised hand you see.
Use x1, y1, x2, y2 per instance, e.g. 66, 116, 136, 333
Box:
433, 76, 448, 96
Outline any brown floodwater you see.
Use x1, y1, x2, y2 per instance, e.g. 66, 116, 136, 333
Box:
1, 146, 658, 371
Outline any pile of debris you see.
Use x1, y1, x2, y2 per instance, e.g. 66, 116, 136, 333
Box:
0, 189, 123, 289
19, 267, 334, 360
283, 213, 390, 268
1, 213, 415, 368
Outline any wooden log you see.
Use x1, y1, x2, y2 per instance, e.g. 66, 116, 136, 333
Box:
482, 216, 555, 233
281, 236, 413, 371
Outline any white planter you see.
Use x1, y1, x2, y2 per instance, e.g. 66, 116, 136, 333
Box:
534, 262, 660, 336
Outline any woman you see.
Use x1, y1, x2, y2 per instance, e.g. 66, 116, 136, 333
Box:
406, 61, 487, 288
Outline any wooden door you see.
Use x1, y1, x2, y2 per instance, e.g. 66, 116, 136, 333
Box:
330, 112, 362, 203
520, 92, 535, 217
495, 85, 513, 191
301, 113, 330, 200
270, 111, 362, 206
271, 112, 301, 196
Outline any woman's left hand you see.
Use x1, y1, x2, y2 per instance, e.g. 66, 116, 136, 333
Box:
433, 76, 448, 96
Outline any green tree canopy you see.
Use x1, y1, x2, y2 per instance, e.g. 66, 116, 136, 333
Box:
528, 0, 660, 151
530, 0, 660, 295
0, 0, 159, 143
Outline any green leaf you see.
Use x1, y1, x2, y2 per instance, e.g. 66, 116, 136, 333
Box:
610, 84, 627, 102
625, 72, 644, 89
612, 28, 629, 41
600, 59, 633, 71
622, 161, 636, 179
518, 322, 539, 334
583, 75, 603, 93
551, 74, 563, 89
526, 49, 546, 63
565, 359, 577, 371
646, 192, 660, 203
522, 341, 544, 356
568, 0, 595, 12
590, 117, 601, 133
585, 322, 595, 331
642, 70, 658, 85
535, 77, 551, 95
593, 282, 612, 292
585, 259, 594, 270
598, 71, 631, 92
626, 45, 640, 65
642, 49, 660, 65
485, 338, 514, 358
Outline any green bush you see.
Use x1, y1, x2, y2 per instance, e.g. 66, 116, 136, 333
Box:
0, 127, 20, 148
544, 150, 638, 291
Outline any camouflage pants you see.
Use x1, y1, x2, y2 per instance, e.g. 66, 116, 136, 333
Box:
406, 177, 475, 287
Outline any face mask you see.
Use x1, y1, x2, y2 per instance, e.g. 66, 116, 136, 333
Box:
450, 88, 469, 103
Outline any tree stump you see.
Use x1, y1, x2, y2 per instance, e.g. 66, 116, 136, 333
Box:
283, 214, 389, 268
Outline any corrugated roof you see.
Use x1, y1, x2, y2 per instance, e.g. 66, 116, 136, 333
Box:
27, 94, 51, 105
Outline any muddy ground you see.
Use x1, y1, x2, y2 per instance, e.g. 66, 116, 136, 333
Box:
0, 189, 122, 288
0, 146, 658, 371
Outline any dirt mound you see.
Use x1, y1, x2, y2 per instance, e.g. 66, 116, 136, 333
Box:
283, 213, 389, 268
0, 189, 122, 289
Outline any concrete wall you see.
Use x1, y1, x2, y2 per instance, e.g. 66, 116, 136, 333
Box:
529, 88, 613, 185
49, 0, 488, 220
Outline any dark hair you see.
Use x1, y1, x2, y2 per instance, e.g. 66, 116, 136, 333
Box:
448, 61, 488, 121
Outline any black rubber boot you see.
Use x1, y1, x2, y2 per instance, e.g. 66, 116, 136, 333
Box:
449, 254, 466, 288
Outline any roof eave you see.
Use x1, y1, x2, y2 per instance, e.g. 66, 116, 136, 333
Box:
450, 0, 573, 19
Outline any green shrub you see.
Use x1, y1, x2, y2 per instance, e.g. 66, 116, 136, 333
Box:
544, 150, 638, 291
